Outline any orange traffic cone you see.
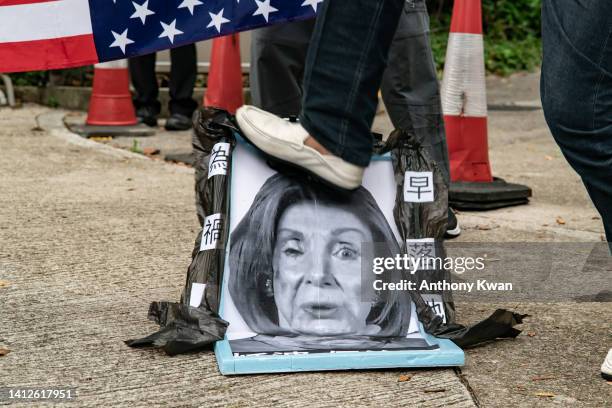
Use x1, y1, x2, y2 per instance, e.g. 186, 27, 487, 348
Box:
87, 60, 137, 126
204, 34, 244, 114
441, 0, 491, 183
73, 60, 153, 138
441, 0, 530, 210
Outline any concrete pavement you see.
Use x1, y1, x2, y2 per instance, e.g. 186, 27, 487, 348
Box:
1, 72, 610, 407
0, 108, 475, 407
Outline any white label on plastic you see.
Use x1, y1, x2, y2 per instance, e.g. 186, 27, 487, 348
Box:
208, 143, 231, 178
422, 294, 447, 324
404, 171, 434, 203
200, 213, 223, 251
406, 238, 436, 271
189, 283, 206, 308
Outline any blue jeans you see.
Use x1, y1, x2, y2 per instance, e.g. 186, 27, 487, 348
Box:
251, 0, 449, 183
541, 0, 612, 242
299, 0, 405, 167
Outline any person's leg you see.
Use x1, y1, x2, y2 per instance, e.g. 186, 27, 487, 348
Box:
381, 0, 450, 186
380, 0, 458, 237
541, 0, 612, 242
167, 43, 198, 130
299, 0, 405, 168
129, 52, 160, 126
236, 0, 405, 190
250, 20, 315, 117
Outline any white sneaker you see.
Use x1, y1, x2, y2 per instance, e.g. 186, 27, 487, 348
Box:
602, 348, 612, 381
235, 105, 364, 191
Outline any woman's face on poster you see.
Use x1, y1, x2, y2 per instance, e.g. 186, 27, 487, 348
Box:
272, 202, 378, 337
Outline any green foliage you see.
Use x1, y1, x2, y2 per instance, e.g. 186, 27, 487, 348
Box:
429, 0, 542, 75
130, 139, 143, 155
46, 96, 59, 108
9, 67, 93, 87
11, 71, 47, 87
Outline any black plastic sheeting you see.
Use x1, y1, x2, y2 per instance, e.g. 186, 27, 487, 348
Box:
125, 108, 237, 354
126, 107, 526, 355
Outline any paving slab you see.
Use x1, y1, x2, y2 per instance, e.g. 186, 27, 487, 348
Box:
0, 106, 476, 407
1, 70, 610, 407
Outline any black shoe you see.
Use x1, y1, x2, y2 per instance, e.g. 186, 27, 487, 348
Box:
136, 106, 158, 127
445, 209, 461, 239
165, 113, 192, 131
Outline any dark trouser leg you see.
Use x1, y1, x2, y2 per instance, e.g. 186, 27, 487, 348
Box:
541, 0, 612, 242
250, 20, 315, 117
129, 52, 161, 115
299, 0, 405, 167
169, 44, 198, 117
381, 0, 450, 185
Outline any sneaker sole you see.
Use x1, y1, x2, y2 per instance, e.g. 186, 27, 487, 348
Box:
445, 226, 461, 239
235, 110, 360, 193
239, 130, 357, 194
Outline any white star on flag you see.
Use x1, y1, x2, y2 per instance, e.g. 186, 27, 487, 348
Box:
130, 0, 155, 25
178, 0, 203, 15
253, 0, 278, 22
159, 19, 183, 43
109, 29, 134, 54
301, 0, 323, 12
207, 9, 230, 33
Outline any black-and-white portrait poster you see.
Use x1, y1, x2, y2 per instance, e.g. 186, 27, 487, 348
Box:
220, 139, 439, 358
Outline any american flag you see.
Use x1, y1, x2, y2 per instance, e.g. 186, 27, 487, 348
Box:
0, 0, 321, 73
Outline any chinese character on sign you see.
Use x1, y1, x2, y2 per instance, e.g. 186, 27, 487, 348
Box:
200, 213, 223, 251
422, 294, 447, 323
406, 238, 436, 270
404, 171, 434, 203
208, 143, 231, 179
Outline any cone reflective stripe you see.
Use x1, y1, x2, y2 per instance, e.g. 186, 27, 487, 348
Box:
441, 0, 492, 183
86, 59, 137, 126
204, 34, 244, 115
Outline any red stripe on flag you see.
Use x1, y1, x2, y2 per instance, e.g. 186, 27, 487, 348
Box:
0, 34, 98, 73
0, 0, 57, 5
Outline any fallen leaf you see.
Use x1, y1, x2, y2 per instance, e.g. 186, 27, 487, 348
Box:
477, 225, 492, 231
424, 388, 446, 393
90, 136, 113, 142
592, 216, 600, 220
541, 224, 549, 227
534, 392, 555, 398
532, 376, 555, 382
527, 332, 537, 337
143, 147, 160, 156
556, 217, 566, 225
0, 348, 10, 356
0, 280, 10, 288
398, 375, 412, 382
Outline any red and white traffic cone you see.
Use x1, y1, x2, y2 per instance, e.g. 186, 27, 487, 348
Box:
77, 60, 152, 138
441, 0, 491, 183
441, 0, 530, 210
204, 34, 244, 114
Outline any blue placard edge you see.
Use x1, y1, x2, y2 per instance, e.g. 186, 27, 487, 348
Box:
214, 135, 465, 375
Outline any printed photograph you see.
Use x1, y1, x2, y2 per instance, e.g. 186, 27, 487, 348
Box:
222, 143, 438, 356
